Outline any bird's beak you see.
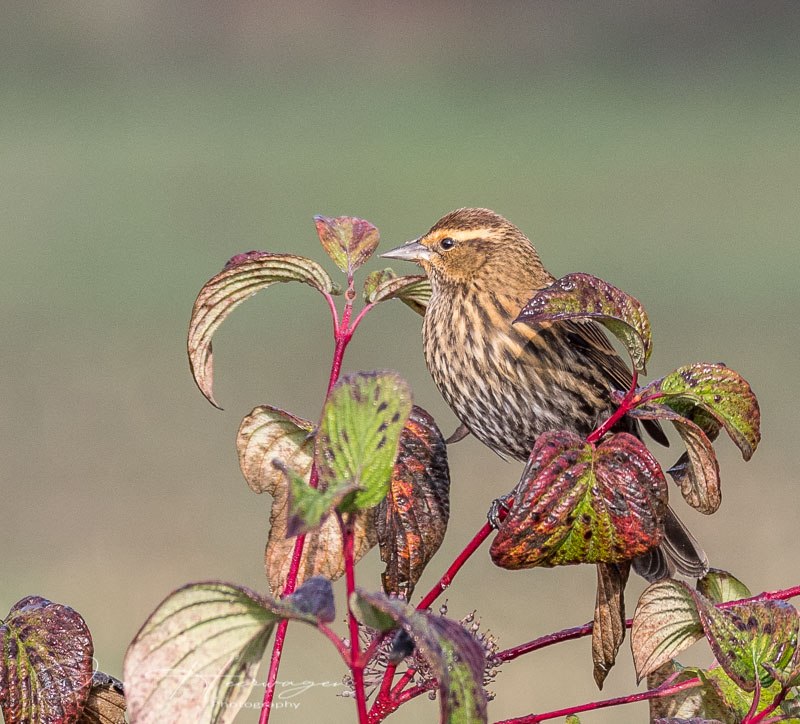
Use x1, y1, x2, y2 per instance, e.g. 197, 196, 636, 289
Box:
380, 239, 433, 263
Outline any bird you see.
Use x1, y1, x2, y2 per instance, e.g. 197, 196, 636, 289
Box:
381, 207, 708, 581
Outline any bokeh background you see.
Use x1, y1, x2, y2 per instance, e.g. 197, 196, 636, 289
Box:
2, 2, 799, 722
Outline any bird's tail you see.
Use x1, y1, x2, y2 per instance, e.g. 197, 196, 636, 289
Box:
632, 506, 709, 583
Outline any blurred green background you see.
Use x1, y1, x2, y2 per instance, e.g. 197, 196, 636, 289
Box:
2, 2, 799, 722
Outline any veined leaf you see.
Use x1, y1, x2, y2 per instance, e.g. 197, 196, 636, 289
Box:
490, 431, 668, 569
515, 272, 652, 372
314, 215, 379, 276
626, 401, 720, 514
364, 271, 432, 316
316, 371, 412, 510
697, 570, 752, 605
188, 251, 338, 407
77, 671, 126, 724
639, 363, 760, 460
236, 407, 375, 595
0, 597, 93, 724
592, 562, 630, 688
632, 580, 704, 683
124, 578, 334, 724
351, 591, 488, 724
376, 406, 450, 599
283, 464, 360, 536
237, 405, 315, 495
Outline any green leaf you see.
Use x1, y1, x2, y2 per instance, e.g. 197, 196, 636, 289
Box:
315, 371, 412, 509
625, 401, 721, 514
364, 271, 432, 316
0, 596, 94, 724
376, 405, 450, 599
237, 405, 315, 495
515, 272, 652, 372
696, 570, 752, 604
188, 251, 339, 407
314, 215, 379, 276
640, 363, 760, 460
283, 463, 360, 536
124, 578, 334, 724
351, 591, 488, 724
694, 596, 798, 691
632, 581, 704, 683
490, 431, 668, 569
699, 666, 798, 723
237, 407, 376, 594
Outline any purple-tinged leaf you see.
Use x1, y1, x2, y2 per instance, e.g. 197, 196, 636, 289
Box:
695, 596, 798, 691
124, 578, 333, 724
626, 401, 721, 514
633, 580, 799, 691
697, 570, 752, 605
188, 251, 338, 407
515, 273, 652, 372
364, 271, 431, 316
77, 671, 126, 724
236, 407, 375, 595
0, 596, 94, 724
351, 591, 488, 724
490, 431, 668, 569
639, 363, 760, 460
314, 215, 379, 276
592, 562, 630, 688
653, 720, 725, 723
375, 406, 450, 599
632, 581, 705, 682
316, 371, 412, 510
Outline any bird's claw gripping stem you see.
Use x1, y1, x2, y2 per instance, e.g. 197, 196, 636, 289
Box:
488, 493, 514, 529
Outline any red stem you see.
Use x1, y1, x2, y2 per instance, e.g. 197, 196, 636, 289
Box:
260, 289, 369, 723
747, 685, 790, 724
318, 622, 352, 663
587, 369, 638, 443
416, 520, 497, 611
496, 584, 800, 665
493, 677, 701, 724
341, 514, 369, 723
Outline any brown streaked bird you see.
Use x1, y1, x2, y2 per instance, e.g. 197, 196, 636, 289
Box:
382, 207, 708, 581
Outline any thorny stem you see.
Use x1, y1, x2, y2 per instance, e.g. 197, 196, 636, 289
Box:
492, 677, 702, 724
261, 284, 373, 724
586, 369, 638, 443
496, 584, 800, 665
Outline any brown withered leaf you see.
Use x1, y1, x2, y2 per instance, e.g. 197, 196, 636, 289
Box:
375, 406, 450, 599
77, 672, 126, 724
647, 661, 706, 722
236, 405, 376, 595
237, 405, 315, 495
592, 562, 630, 689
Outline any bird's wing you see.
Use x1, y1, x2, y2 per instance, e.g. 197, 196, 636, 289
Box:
559, 319, 670, 447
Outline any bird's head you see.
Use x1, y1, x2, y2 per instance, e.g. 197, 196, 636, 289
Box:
381, 208, 550, 292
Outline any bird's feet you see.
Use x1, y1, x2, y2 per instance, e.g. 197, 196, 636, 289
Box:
487, 492, 514, 529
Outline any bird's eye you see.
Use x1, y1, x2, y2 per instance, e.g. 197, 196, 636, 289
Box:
440, 237, 456, 250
